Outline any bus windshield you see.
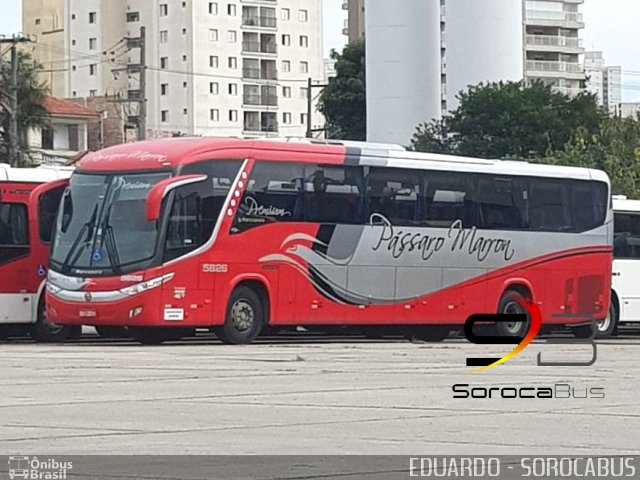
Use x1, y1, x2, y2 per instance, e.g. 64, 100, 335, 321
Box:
51, 172, 171, 275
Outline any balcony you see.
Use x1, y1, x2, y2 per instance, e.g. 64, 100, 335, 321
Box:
242, 38, 277, 54
526, 9, 584, 27
244, 112, 278, 133
525, 34, 583, 49
242, 15, 277, 28
526, 60, 585, 80
242, 67, 278, 81
526, 60, 581, 73
552, 85, 585, 97
243, 94, 278, 106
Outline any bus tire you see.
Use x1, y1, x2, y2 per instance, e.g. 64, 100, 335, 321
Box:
129, 327, 193, 345
95, 326, 129, 339
215, 286, 264, 345
496, 290, 531, 338
594, 300, 618, 339
31, 298, 75, 343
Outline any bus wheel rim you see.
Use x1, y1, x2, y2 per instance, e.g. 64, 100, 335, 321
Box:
503, 300, 524, 334
231, 300, 254, 332
597, 312, 611, 333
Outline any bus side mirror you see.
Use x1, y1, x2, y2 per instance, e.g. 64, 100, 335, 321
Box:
146, 174, 208, 222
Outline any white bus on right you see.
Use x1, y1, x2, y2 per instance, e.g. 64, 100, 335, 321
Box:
609, 195, 640, 336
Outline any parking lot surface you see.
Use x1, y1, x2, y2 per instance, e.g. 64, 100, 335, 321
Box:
0, 331, 639, 455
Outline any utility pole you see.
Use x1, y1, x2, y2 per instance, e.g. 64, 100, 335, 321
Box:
1, 35, 32, 166
138, 26, 147, 141
306, 77, 328, 138
9, 45, 19, 166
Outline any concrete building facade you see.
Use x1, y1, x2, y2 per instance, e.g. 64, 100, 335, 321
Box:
524, 0, 586, 96
345, 0, 365, 43
363, 0, 588, 144
617, 103, 640, 119
23, 0, 324, 140
21, 0, 66, 96
584, 51, 622, 115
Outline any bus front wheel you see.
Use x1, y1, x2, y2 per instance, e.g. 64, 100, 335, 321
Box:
31, 298, 81, 343
215, 286, 264, 345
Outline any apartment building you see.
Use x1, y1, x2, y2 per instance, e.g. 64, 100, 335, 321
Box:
524, 0, 586, 95
345, 0, 364, 43
364, 0, 588, 144
21, 0, 66, 96
584, 52, 622, 116
23, 0, 324, 139
617, 103, 640, 119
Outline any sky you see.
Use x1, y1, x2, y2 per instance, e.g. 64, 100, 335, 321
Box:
2, 0, 639, 101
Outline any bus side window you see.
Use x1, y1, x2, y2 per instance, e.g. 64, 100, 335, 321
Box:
614, 213, 640, 259
424, 171, 474, 228
529, 180, 571, 231
38, 186, 66, 243
232, 161, 304, 233
571, 181, 608, 232
0, 202, 29, 265
367, 167, 421, 226
476, 176, 527, 230
304, 165, 365, 225
163, 183, 217, 262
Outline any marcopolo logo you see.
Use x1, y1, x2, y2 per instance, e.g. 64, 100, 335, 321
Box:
463, 296, 598, 373
8, 457, 72, 480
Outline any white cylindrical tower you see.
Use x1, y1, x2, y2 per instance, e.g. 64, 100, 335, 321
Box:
366, 0, 442, 145
444, 0, 524, 111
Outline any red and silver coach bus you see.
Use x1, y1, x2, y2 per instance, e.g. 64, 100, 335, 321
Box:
0, 163, 82, 342
45, 138, 613, 344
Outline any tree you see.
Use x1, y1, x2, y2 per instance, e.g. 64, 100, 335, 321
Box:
0, 51, 49, 165
411, 81, 604, 159
543, 115, 640, 198
318, 40, 366, 141
411, 118, 452, 154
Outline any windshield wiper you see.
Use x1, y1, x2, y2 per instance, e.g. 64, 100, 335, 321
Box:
61, 204, 99, 272
95, 207, 122, 273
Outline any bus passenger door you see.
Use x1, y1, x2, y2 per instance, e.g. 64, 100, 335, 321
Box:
615, 259, 640, 321
613, 214, 640, 321
0, 185, 33, 323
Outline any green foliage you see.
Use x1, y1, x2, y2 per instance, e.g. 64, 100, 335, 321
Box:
411, 118, 452, 154
411, 81, 604, 159
543, 116, 640, 198
0, 51, 49, 165
318, 40, 366, 141
410, 80, 640, 199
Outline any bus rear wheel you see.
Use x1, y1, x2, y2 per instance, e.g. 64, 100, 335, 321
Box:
215, 286, 264, 345
496, 290, 531, 338
31, 298, 80, 343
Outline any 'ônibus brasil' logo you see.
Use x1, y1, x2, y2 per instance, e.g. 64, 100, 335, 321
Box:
464, 297, 597, 372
